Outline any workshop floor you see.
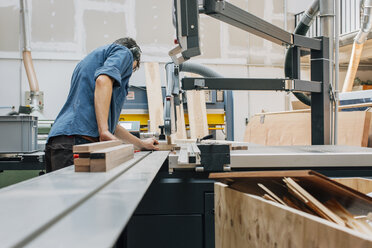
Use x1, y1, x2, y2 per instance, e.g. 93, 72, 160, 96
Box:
0, 170, 40, 189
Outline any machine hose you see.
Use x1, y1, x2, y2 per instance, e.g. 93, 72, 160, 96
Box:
284, 0, 319, 106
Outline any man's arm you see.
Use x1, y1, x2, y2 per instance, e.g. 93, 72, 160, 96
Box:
94, 75, 117, 141
114, 124, 159, 150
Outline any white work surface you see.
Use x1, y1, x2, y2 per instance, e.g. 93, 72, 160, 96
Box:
0, 151, 169, 248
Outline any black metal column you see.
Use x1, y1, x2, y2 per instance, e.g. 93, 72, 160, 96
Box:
310, 37, 331, 145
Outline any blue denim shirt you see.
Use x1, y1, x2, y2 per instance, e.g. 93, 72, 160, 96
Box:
48, 43, 133, 140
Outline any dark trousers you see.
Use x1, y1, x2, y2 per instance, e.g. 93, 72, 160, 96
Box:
44, 136, 93, 173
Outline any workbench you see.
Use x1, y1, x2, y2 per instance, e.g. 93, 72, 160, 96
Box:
0, 151, 168, 248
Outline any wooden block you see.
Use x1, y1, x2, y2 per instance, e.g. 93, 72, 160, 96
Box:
90, 144, 134, 172
74, 158, 90, 166
156, 140, 175, 151
73, 140, 122, 153
144, 62, 164, 133
75, 165, 90, 172
215, 183, 372, 248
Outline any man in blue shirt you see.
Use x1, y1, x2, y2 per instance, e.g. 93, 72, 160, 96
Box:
45, 37, 158, 172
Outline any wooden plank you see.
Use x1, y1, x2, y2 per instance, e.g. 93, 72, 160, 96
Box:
257, 183, 287, 206
75, 165, 90, 173
215, 183, 372, 248
324, 199, 372, 236
144, 62, 164, 133
90, 144, 134, 172
283, 178, 345, 226
283, 177, 346, 226
171, 96, 187, 140
156, 140, 175, 151
185, 73, 208, 139
333, 178, 372, 194
73, 140, 122, 153
186, 90, 209, 139
73, 158, 90, 166
210, 170, 315, 180
244, 111, 372, 147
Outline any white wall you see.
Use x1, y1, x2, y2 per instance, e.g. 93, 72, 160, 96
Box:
0, 0, 311, 140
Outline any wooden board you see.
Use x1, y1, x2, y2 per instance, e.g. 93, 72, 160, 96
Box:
144, 62, 164, 133
156, 140, 175, 151
171, 100, 187, 140
73, 158, 90, 166
73, 140, 122, 153
215, 183, 372, 248
90, 144, 134, 172
185, 73, 208, 139
244, 111, 372, 147
75, 165, 90, 172
333, 178, 372, 194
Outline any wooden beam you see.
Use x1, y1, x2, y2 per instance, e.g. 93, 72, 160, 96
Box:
144, 62, 164, 133
73, 140, 122, 153
90, 144, 134, 172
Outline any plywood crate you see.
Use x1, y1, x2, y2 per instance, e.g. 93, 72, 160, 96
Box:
215, 183, 372, 248
333, 177, 372, 195
213, 170, 372, 248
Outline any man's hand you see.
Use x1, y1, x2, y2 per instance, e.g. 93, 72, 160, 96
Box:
99, 130, 118, 141
141, 138, 159, 151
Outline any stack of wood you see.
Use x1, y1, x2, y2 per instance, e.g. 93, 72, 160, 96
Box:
210, 170, 372, 236
73, 140, 134, 172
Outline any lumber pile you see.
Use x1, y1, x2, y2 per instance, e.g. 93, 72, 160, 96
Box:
73, 140, 134, 172
210, 170, 372, 236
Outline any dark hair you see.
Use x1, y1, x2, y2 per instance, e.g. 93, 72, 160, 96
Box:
113, 37, 141, 71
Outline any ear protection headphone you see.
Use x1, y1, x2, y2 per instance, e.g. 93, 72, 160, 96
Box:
129, 46, 141, 61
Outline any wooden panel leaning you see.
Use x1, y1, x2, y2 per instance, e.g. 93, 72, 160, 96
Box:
211, 170, 372, 247
214, 183, 372, 248
90, 144, 134, 172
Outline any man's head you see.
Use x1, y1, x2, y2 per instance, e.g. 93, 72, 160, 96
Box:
113, 37, 141, 72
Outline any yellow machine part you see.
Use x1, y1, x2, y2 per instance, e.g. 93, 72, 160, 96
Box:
119, 113, 225, 130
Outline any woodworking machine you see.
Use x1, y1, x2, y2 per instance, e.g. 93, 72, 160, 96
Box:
2, 1, 372, 248
127, 1, 372, 247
